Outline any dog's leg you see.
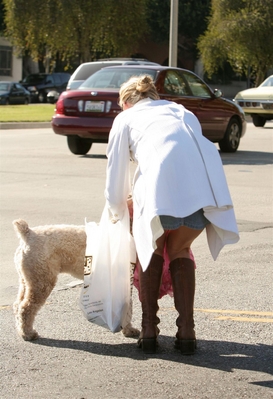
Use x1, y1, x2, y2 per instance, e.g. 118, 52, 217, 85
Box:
121, 296, 140, 337
121, 263, 140, 338
16, 279, 57, 341
13, 277, 26, 316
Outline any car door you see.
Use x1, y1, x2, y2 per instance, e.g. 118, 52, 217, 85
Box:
52, 74, 61, 91
159, 69, 210, 131
14, 83, 26, 104
180, 70, 228, 140
9, 83, 21, 104
159, 69, 227, 140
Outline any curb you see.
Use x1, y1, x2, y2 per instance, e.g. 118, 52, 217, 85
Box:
0, 122, 52, 130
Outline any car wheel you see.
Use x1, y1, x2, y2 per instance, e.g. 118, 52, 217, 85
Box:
252, 114, 266, 127
38, 91, 47, 103
67, 136, 92, 155
47, 97, 55, 104
5, 98, 9, 105
24, 98, 29, 105
218, 117, 241, 152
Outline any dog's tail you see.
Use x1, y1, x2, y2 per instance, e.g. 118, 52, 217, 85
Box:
12, 219, 30, 239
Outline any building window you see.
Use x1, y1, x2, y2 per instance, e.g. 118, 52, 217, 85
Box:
0, 45, 12, 76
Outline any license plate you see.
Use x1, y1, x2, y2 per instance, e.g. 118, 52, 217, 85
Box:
85, 101, 104, 112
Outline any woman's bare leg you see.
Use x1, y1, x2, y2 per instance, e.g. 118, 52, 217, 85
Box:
166, 225, 203, 261
154, 225, 204, 261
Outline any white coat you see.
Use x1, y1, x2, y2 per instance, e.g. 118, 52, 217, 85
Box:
105, 98, 239, 271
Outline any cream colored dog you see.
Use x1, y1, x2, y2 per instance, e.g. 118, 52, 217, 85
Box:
13, 219, 139, 341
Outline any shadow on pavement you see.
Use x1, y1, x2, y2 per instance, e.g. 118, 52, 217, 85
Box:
80, 154, 107, 159
220, 150, 273, 166
32, 336, 273, 380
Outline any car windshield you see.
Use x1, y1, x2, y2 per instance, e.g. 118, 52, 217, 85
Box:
260, 75, 273, 87
79, 68, 158, 89
23, 74, 47, 84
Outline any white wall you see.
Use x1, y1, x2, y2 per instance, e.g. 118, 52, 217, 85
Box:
0, 36, 23, 81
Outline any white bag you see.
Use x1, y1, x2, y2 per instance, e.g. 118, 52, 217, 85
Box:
80, 203, 135, 333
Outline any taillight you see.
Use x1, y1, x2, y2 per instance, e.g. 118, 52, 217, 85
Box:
55, 98, 64, 114
78, 100, 84, 112
105, 101, 112, 112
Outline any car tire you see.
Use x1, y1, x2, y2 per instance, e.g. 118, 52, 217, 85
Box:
218, 117, 241, 152
47, 97, 55, 104
67, 136, 92, 155
38, 91, 47, 103
24, 98, 29, 105
252, 114, 266, 127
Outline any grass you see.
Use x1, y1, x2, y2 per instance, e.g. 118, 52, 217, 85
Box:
0, 104, 55, 122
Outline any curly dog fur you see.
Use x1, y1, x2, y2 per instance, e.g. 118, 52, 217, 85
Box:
13, 219, 139, 341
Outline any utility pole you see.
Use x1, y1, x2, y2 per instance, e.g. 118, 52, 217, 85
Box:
169, 0, 179, 67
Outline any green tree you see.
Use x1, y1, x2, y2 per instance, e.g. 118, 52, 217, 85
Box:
198, 0, 273, 86
0, 0, 5, 33
3, 0, 149, 70
147, 0, 211, 62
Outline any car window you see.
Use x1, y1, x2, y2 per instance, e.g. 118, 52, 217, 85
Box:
23, 74, 47, 84
80, 68, 157, 89
74, 63, 122, 81
11, 83, 18, 91
0, 83, 10, 91
54, 75, 61, 85
182, 71, 212, 98
68, 81, 82, 90
260, 76, 273, 87
15, 83, 23, 90
60, 74, 71, 84
164, 71, 191, 96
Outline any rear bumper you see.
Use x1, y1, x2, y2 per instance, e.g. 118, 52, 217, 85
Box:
51, 114, 114, 140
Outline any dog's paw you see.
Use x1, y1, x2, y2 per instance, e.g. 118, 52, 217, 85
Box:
21, 330, 39, 341
122, 323, 140, 338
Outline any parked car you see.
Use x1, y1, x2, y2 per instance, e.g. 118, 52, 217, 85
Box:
52, 65, 247, 155
47, 90, 60, 104
66, 58, 160, 90
234, 75, 273, 127
21, 72, 71, 103
0, 81, 31, 105
47, 82, 68, 104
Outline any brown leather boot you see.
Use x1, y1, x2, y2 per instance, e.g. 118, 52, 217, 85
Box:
169, 257, 196, 355
137, 253, 164, 353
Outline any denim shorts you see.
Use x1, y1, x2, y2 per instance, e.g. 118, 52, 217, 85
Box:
159, 209, 210, 230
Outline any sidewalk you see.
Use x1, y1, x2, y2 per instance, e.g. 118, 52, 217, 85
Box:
0, 122, 51, 129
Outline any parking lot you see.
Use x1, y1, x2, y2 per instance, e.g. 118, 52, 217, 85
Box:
0, 122, 272, 398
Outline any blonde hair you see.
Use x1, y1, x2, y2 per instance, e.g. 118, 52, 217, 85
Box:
119, 75, 159, 107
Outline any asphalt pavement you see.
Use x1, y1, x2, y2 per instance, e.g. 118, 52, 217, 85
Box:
0, 122, 272, 399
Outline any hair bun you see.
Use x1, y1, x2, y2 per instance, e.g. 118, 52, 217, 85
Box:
136, 75, 154, 93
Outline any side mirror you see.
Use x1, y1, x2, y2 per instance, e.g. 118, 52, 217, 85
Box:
214, 89, 223, 98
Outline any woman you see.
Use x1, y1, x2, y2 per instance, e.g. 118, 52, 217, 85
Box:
105, 75, 239, 354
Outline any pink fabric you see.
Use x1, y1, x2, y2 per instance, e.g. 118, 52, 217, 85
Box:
133, 236, 196, 299
128, 198, 196, 299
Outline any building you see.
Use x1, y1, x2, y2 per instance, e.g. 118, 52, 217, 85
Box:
0, 36, 22, 81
